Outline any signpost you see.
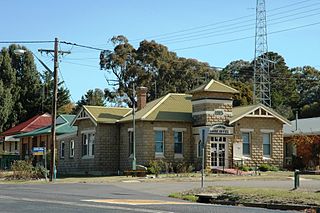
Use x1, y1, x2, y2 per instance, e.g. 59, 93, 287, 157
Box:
199, 127, 209, 189
32, 147, 45, 156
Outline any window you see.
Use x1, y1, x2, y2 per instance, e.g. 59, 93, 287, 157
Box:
70, 140, 74, 158
14, 141, 18, 150
154, 131, 164, 154
82, 132, 95, 157
263, 133, 271, 157
242, 132, 250, 156
174, 131, 183, 154
60, 141, 65, 158
9, 142, 12, 152
128, 131, 133, 156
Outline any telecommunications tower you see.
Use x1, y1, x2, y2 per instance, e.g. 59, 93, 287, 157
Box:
254, 0, 271, 107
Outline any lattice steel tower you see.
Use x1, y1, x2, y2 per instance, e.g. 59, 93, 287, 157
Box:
254, 0, 271, 107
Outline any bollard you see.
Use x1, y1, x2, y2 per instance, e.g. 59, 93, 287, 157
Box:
294, 169, 300, 189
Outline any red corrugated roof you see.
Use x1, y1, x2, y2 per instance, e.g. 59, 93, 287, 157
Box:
1, 113, 52, 136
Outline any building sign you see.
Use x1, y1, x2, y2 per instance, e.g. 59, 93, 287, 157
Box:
209, 124, 233, 135
32, 147, 45, 156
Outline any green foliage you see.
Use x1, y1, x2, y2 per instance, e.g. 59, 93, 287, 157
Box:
238, 165, 251, 172
147, 160, 163, 176
258, 164, 279, 172
73, 88, 105, 113
100, 35, 218, 106
0, 45, 71, 132
10, 160, 46, 180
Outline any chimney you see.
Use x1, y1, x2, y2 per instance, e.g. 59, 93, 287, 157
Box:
137, 86, 148, 110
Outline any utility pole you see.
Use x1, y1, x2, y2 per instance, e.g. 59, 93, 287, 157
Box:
39, 38, 70, 182
132, 83, 136, 171
254, 0, 271, 107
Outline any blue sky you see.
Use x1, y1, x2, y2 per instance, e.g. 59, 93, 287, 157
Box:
1, 0, 319, 102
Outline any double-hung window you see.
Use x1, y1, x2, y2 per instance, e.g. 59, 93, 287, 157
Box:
60, 141, 65, 158
242, 132, 251, 156
70, 140, 74, 158
263, 133, 271, 157
174, 131, 183, 154
82, 132, 95, 157
155, 131, 164, 154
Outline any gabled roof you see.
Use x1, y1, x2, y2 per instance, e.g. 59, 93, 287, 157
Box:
120, 94, 193, 122
14, 114, 77, 138
190, 79, 239, 94
230, 103, 290, 125
73, 105, 132, 125
283, 117, 320, 137
1, 113, 52, 136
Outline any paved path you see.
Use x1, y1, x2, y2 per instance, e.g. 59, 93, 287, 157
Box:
0, 181, 303, 213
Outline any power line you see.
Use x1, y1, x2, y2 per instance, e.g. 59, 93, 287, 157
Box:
129, 0, 316, 42
58, 67, 76, 103
173, 21, 320, 51
153, 5, 320, 44
60, 41, 106, 51
61, 61, 101, 69
0, 40, 54, 44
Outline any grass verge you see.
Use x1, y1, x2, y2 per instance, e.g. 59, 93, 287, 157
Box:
169, 186, 320, 207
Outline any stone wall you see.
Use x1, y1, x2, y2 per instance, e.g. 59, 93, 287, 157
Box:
119, 121, 193, 171
57, 119, 120, 175
232, 117, 284, 168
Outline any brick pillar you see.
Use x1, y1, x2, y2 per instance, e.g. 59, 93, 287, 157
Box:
137, 87, 148, 110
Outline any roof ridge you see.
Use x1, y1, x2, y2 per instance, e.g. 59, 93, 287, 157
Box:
141, 93, 171, 120
84, 105, 130, 110
204, 79, 214, 90
21, 113, 50, 132
83, 106, 98, 122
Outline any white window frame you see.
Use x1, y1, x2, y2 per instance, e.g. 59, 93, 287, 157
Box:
69, 140, 74, 158
60, 141, 65, 159
154, 130, 165, 157
241, 132, 251, 157
81, 131, 95, 159
262, 133, 272, 158
174, 131, 183, 158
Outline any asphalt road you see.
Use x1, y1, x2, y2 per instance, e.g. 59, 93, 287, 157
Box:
0, 181, 302, 213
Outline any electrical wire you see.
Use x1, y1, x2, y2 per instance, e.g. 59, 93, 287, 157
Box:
59, 41, 106, 51
0, 40, 54, 44
161, 8, 320, 44
129, 0, 316, 42
58, 67, 76, 103
173, 21, 320, 51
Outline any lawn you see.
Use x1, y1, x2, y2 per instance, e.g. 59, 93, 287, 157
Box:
169, 186, 320, 207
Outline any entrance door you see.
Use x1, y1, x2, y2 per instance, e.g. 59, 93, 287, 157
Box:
210, 137, 227, 168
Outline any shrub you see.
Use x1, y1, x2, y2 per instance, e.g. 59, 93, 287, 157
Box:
258, 164, 279, 172
10, 160, 46, 180
147, 160, 164, 176
239, 165, 250, 172
11, 160, 34, 180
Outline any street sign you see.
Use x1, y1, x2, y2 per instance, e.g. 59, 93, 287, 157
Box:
199, 127, 209, 145
32, 147, 45, 156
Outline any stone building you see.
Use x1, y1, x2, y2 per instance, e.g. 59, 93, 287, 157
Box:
58, 80, 290, 175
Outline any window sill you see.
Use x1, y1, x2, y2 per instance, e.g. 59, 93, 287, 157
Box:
242, 156, 251, 160
174, 154, 183, 159
69, 156, 74, 159
263, 156, 271, 160
81, 155, 94, 160
155, 153, 165, 158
